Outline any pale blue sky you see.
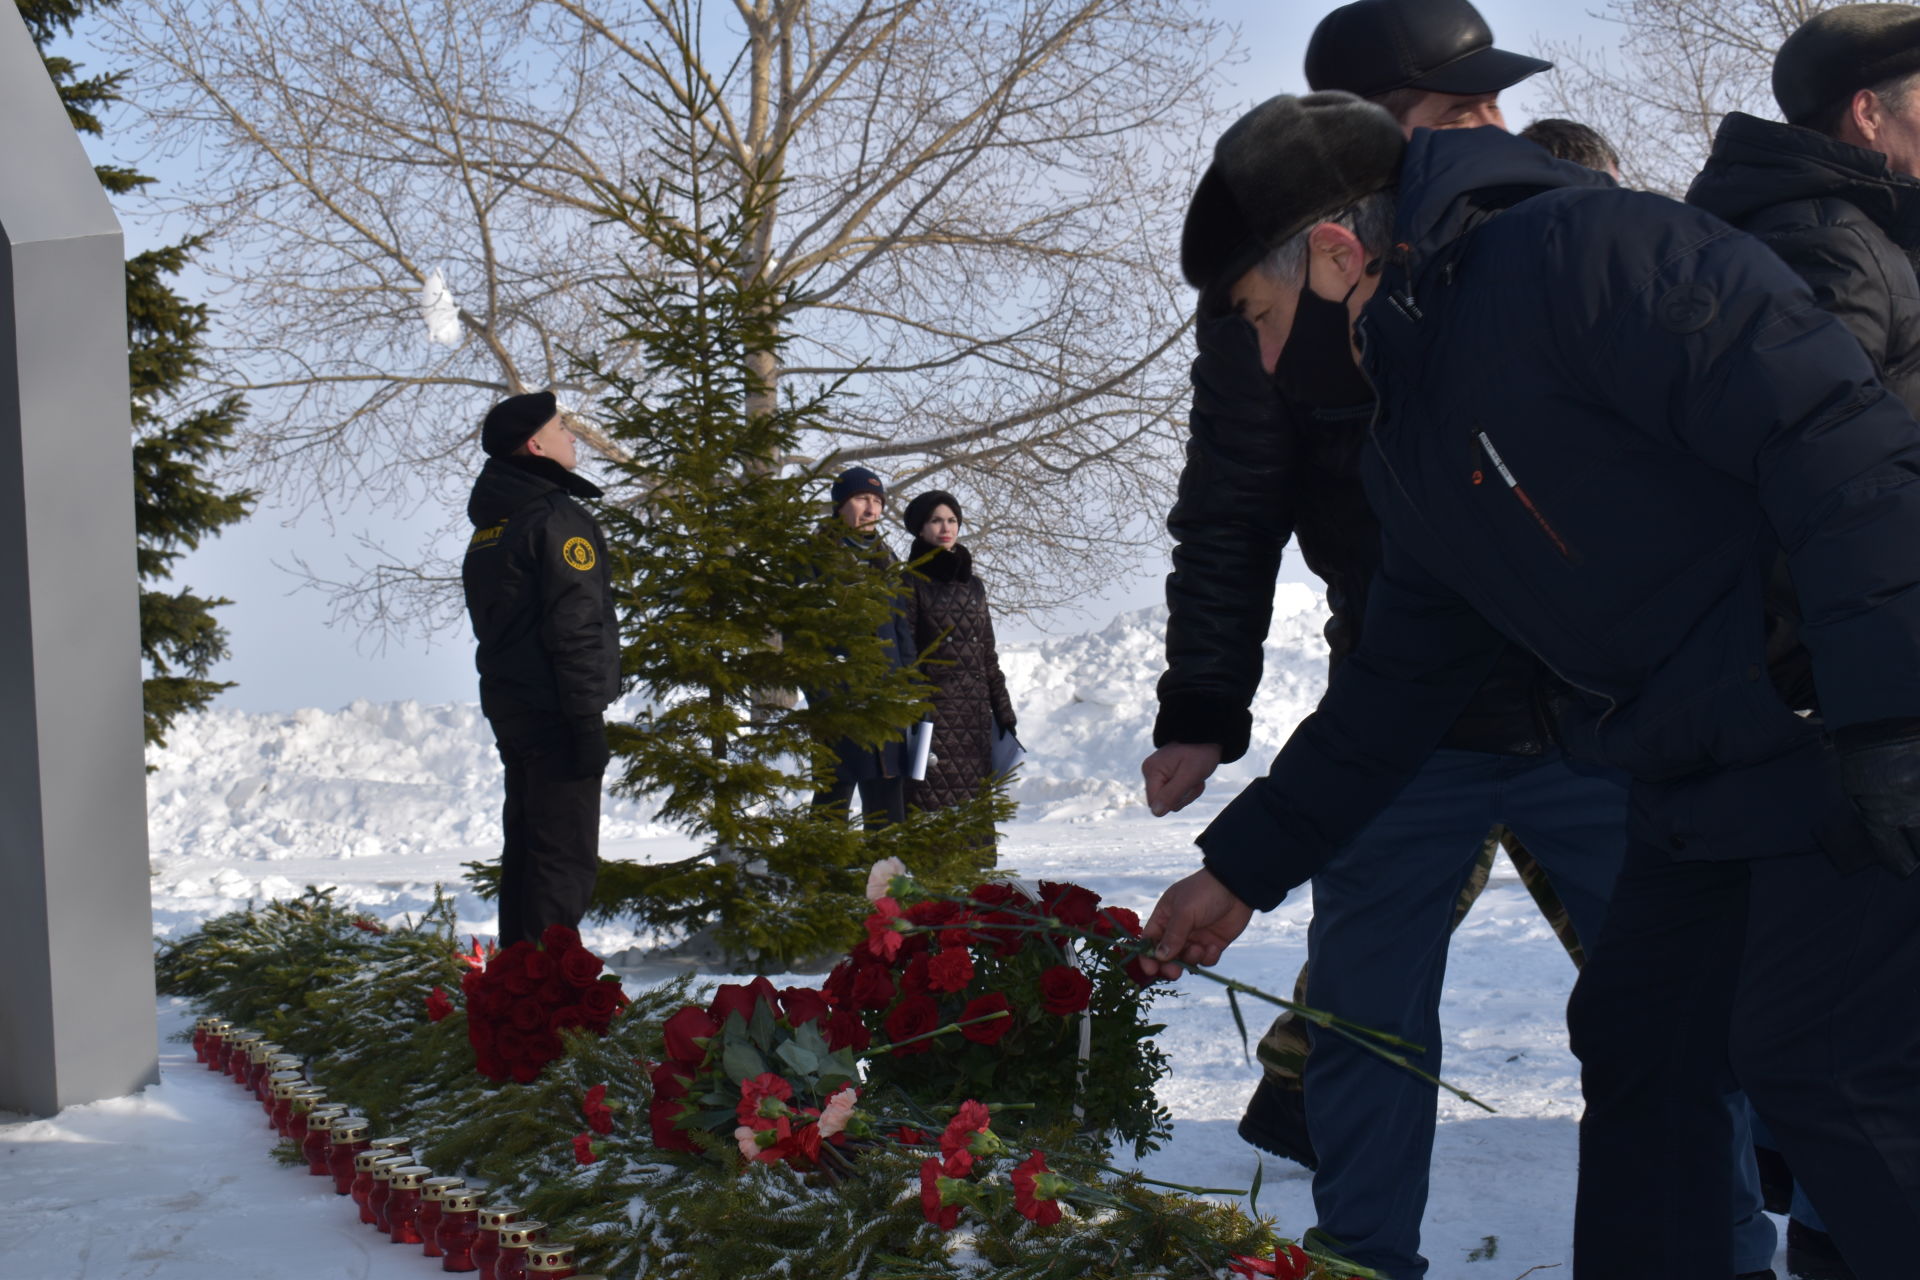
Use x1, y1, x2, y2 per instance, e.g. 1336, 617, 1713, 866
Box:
147, 0, 1625, 712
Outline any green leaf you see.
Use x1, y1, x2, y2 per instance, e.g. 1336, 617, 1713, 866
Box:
721, 1040, 766, 1085
1227, 985, 1250, 1065
774, 1040, 819, 1077
748, 999, 776, 1052
1249, 1154, 1264, 1214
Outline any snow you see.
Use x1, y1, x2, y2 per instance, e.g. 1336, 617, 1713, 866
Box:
3, 591, 1789, 1277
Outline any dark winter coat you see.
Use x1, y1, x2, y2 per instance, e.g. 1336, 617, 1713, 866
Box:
1156, 296, 1560, 766
1200, 127, 1920, 911
901, 540, 1016, 811
816, 528, 915, 783
462, 456, 619, 724
1689, 112, 1920, 412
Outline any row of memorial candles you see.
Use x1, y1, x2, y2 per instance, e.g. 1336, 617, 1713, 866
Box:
194, 1014, 600, 1280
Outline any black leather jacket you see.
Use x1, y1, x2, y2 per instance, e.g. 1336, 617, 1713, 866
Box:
1154, 307, 1560, 763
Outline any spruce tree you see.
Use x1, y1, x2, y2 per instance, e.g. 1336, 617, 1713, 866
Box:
18, 0, 256, 746
556, 83, 1005, 968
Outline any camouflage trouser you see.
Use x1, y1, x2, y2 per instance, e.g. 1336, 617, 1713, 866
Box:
1256, 825, 1583, 1082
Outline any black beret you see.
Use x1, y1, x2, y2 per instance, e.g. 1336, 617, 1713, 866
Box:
1180, 91, 1406, 292
481, 390, 557, 458
902, 489, 962, 536
1775, 4, 1920, 127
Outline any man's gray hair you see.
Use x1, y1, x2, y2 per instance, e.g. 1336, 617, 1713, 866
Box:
1810, 67, 1920, 139
1256, 190, 1397, 284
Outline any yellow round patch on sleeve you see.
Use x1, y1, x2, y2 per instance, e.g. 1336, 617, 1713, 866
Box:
562, 536, 597, 571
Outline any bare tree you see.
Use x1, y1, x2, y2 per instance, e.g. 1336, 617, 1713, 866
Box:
104, 0, 1226, 634
1533, 1, 1843, 196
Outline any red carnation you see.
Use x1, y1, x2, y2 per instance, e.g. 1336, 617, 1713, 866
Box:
1038, 965, 1093, 1016
824, 1009, 871, 1053
582, 1083, 615, 1135
425, 986, 453, 1023
736, 1072, 794, 1125
850, 963, 896, 1010
1039, 880, 1101, 930
898, 952, 932, 997
883, 994, 941, 1055
1227, 1244, 1313, 1280
783, 1118, 824, 1167
648, 1062, 699, 1153
1011, 1149, 1064, 1225
939, 1100, 992, 1159
559, 947, 602, 988
892, 1125, 929, 1145
942, 1146, 973, 1177
863, 896, 907, 962
926, 945, 974, 993
661, 1005, 717, 1066
958, 992, 1013, 1045
779, 986, 831, 1027
572, 1132, 599, 1165
541, 924, 583, 953
919, 1158, 960, 1231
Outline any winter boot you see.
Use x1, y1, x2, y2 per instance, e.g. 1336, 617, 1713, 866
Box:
1753, 1142, 1794, 1215
1237, 1076, 1318, 1171
1786, 1218, 1857, 1280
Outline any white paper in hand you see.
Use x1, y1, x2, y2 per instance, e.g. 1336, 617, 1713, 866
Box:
908, 720, 934, 781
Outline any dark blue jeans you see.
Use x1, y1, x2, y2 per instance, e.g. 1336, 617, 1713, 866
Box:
1302, 749, 1629, 1279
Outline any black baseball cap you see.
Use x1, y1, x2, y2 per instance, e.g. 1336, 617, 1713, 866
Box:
1306, 0, 1552, 100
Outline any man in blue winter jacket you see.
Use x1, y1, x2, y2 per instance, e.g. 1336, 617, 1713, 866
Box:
1140, 94, 1920, 1279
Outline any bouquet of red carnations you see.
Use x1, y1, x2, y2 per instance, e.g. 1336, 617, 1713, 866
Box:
461, 925, 631, 1083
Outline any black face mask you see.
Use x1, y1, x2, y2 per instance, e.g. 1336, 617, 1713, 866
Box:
1273, 281, 1373, 410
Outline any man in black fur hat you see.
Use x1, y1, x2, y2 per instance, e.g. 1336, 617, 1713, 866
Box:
1140, 87, 1920, 1280
462, 391, 619, 946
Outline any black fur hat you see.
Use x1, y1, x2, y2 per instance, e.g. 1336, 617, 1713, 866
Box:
903, 489, 963, 537
1180, 91, 1405, 292
1774, 4, 1920, 127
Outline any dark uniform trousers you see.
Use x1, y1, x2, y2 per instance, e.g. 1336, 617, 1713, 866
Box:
494, 716, 606, 947
812, 775, 907, 830
1570, 837, 1920, 1278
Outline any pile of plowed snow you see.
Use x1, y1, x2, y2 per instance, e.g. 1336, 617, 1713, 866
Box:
143, 587, 1332, 863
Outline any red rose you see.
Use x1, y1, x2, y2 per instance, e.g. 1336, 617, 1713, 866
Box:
559, 947, 602, 988
648, 1062, 699, 1153
502, 964, 537, 997
547, 1005, 591, 1033
967, 882, 1034, 912
1039, 881, 1101, 930
824, 1009, 871, 1053
1094, 906, 1143, 938
495, 1025, 531, 1061
475, 1052, 507, 1081
1011, 1149, 1062, 1225
926, 945, 974, 994
779, 986, 831, 1027
582, 981, 623, 1020
958, 993, 1012, 1045
662, 1005, 717, 1066
541, 924, 583, 954
1038, 965, 1093, 1016
425, 986, 453, 1023
530, 1030, 564, 1062
572, 1132, 599, 1165
707, 977, 779, 1026
472, 988, 510, 1021
938, 920, 976, 949
898, 952, 931, 997
850, 963, 896, 1011
884, 995, 941, 1055
460, 967, 485, 998
510, 1061, 542, 1084
467, 1017, 495, 1051
919, 1158, 960, 1231
1124, 956, 1166, 988
537, 976, 570, 1006
509, 998, 546, 1033
524, 949, 557, 983
821, 960, 858, 1006
906, 899, 964, 929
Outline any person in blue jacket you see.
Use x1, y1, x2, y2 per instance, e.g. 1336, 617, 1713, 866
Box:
1141, 93, 1920, 1279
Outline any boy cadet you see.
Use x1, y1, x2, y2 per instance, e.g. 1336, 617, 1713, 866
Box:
1141, 94, 1920, 1279
462, 390, 619, 947
1141, 4, 1787, 1276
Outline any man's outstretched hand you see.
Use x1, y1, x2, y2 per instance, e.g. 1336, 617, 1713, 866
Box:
1139, 867, 1254, 980
1142, 742, 1223, 816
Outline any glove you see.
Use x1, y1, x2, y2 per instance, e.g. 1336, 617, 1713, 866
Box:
1838, 730, 1920, 879
569, 717, 611, 779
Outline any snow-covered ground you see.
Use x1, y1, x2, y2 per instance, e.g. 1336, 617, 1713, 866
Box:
4, 592, 1788, 1277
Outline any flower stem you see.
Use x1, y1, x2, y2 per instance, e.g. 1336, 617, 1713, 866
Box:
863, 1008, 1009, 1055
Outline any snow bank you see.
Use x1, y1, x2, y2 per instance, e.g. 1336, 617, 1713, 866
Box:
144, 589, 1334, 866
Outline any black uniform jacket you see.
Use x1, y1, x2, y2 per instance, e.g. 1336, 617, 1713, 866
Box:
1200, 128, 1920, 911
462, 456, 619, 723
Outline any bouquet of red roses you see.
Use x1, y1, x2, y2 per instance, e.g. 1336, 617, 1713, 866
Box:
824, 865, 1172, 1154
462, 924, 632, 1083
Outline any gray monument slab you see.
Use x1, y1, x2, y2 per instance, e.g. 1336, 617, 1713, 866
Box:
0, 7, 158, 1115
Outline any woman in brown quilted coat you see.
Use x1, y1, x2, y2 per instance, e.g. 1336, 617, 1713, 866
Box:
900, 490, 1017, 813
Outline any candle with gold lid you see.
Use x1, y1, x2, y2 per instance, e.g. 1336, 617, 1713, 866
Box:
366, 1154, 413, 1229
436, 1191, 483, 1272
201, 1018, 233, 1069
351, 1149, 398, 1217
417, 1177, 465, 1258
245, 1042, 284, 1099
524, 1241, 575, 1277
386, 1165, 433, 1245
368, 1135, 413, 1157
328, 1117, 373, 1194
471, 1204, 522, 1280
224, 1031, 261, 1080
299, 1106, 348, 1174
265, 1072, 305, 1131
492, 1221, 545, 1280
192, 1015, 214, 1062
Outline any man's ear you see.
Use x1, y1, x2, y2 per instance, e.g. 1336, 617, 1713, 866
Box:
1306, 222, 1368, 290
